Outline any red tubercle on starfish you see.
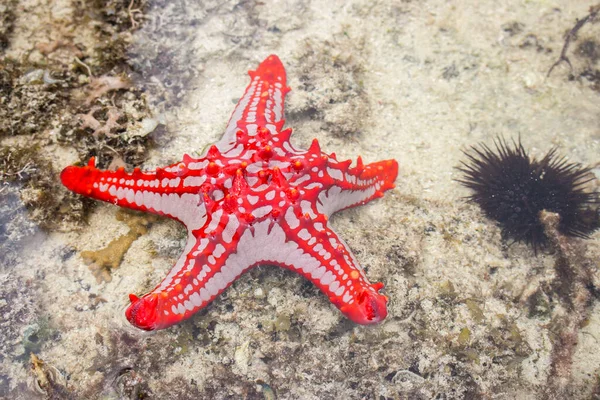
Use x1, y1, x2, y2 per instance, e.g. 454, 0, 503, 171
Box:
61, 55, 399, 331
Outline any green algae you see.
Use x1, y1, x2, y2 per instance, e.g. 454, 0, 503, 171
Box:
457, 327, 471, 346
257, 381, 277, 400
465, 299, 485, 323
439, 280, 458, 300
273, 314, 292, 332
21, 319, 57, 360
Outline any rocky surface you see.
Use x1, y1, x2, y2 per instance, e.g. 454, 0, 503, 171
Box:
1, 0, 599, 399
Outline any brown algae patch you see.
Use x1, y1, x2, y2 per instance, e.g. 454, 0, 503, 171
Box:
0, 145, 89, 233
0, 59, 71, 138
0, 0, 160, 234
0, 0, 17, 51
81, 210, 158, 282
29, 353, 72, 399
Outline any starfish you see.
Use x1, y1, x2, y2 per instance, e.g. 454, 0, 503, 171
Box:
61, 55, 399, 331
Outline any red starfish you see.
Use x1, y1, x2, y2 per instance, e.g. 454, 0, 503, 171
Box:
61, 55, 399, 330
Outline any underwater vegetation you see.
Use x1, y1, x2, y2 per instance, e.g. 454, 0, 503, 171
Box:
80, 209, 158, 282
1, 0, 599, 397
458, 137, 599, 250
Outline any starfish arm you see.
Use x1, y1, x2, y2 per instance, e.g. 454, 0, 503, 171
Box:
259, 213, 388, 324
126, 211, 247, 330
282, 217, 388, 324
60, 158, 211, 229
316, 158, 399, 216
217, 54, 291, 150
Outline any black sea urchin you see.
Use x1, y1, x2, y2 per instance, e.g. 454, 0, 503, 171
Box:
458, 138, 599, 250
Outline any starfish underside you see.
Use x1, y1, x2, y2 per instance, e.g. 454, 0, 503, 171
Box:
61, 55, 399, 330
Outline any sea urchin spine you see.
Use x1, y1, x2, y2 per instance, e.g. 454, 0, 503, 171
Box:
458, 137, 599, 250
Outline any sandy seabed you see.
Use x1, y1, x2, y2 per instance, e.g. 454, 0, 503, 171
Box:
1, 0, 599, 399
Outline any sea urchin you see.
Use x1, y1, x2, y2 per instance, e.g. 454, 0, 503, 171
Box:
458, 137, 599, 250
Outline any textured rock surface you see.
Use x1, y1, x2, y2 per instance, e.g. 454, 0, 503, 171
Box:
1, 0, 599, 398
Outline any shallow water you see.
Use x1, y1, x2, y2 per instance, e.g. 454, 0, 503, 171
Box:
1, 0, 599, 398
